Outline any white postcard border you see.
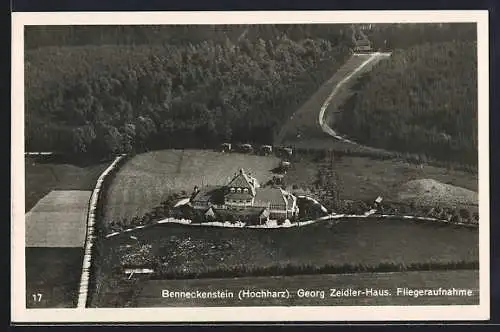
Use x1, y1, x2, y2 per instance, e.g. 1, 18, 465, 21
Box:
11, 10, 490, 322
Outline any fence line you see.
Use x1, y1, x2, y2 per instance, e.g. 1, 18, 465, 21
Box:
77, 154, 126, 308
24, 152, 54, 156
104, 195, 477, 239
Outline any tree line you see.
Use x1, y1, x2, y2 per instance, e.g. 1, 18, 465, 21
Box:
25, 23, 476, 50
24, 24, 353, 49
364, 23, 476, 50
26, 33, 351, 156
337, 40, 478, 166
25, 24, 477, 161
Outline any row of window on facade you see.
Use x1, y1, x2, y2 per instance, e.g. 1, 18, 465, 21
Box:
229, 187, 250, 193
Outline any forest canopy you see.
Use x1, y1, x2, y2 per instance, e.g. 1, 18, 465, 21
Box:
26, 29, 351, 155
25, 24, 477, 163
336, 40, 478, 165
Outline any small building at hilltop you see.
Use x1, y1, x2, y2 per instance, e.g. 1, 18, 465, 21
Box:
353, 39, 372, 53
190, 169, 299, 224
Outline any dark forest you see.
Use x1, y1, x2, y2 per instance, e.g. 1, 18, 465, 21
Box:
25, 24, 477, 164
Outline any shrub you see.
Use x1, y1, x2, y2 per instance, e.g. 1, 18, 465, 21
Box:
459, 208, 471, 221
450, 214, 460, 224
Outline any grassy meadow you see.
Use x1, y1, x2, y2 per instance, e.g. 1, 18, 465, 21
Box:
25, 156, 108, 212
110, 218, 479, 272
284, 155, 478, 202
91, 218, 478, 307
276, 54, 372, 145
24, 155, 109, 308
276, 53, 390, 148
26, 247, 84, 308
102, 150, 280, 222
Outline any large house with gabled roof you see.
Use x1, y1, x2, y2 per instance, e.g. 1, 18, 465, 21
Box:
189, 168, 299, 224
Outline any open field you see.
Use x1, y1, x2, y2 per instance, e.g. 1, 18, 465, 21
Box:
26, 190, 92, 247
103, 150, 280, 222
25, 190, 92, 308
396, 179, 478, 208
91, 217, 478, 307
26, 247, 84, 308
285, 155, 478, 203
276, 54, 371, 145
276, 53, 389, 149
109, 218, 478, 272
25, 157, 109, 308
25, 157, 108, 212
133, 270, 479, 307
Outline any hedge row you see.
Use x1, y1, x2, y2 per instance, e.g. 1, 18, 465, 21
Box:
332, 200, 479, 226
104, 196, 478, 237
142, 260, 479, 280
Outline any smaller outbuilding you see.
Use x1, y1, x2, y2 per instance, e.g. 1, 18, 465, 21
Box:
239, 143, 253, 153
220, 143, 232, 152
258, 208, 270, 224
260, 145, 273, 155
204, 207, 216, 220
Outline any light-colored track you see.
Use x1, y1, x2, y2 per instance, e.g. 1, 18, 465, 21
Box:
318, 52, 392, 143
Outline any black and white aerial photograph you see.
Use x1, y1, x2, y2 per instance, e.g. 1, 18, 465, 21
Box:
12, 10, 489, 323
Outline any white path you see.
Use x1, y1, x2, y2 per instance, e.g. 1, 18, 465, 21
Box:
318, 52, 391, 143
77, 154, 126, 309
104, 194, 476, 239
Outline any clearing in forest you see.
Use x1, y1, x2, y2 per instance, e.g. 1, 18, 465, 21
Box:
103, 150, 280, 222
276, 53, 390, 149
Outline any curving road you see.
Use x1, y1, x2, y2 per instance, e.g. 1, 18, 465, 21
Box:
318, 52, 391, 144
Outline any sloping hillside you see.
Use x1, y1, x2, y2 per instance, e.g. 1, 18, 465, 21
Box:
394, 179, 478, 208
102, 150, 280, 222
276, 54, 374, 146
25, 27, 351, 157
336, 41, 478, 165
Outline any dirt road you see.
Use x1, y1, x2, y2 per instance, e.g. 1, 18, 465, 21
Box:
318, 52, 391, 143
276, 52, 390, 147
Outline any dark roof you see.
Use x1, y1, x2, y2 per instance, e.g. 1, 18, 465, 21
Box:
254, 188, 286, 207
191, 186, 219, 204
228, 174, 252, 188
226, 192, 254, 200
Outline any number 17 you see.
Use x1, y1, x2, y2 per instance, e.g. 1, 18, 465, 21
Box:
32, 293, 42, 302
